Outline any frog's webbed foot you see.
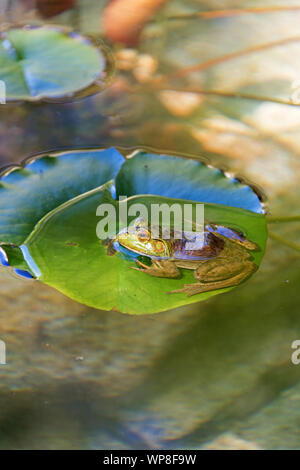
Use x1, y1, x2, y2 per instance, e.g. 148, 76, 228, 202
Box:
167, 268, 255, 297
131, 259, 180, 278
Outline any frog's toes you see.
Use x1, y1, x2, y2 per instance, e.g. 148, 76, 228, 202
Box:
136, 260, 150, 270
130, 260, 160, 276
167, 283, 209, 296
102, 238, 116, 256
130, 262, 149, 273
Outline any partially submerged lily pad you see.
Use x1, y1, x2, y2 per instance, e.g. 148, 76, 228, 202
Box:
0, 25, 111, 101
0, 148, 267, 314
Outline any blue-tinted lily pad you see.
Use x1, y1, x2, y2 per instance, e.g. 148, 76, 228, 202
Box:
0, 147, 267, 314
0, 25, 110, 101
0, 148, 124, 245
116, 151, 264, 214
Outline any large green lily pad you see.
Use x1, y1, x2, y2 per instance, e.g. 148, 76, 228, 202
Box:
0, 25, 109, 101
0, 148, 267, 314
23, 189, 267, 314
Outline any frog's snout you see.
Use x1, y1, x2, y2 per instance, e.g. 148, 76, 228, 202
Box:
116, 230, 141, 251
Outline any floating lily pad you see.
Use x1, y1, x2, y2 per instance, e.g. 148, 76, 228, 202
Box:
116, 151, 264, 213
22, 190, 267, 314
0, 148, 124, 245
0, 148, 267, 314
0, 25, 110, 101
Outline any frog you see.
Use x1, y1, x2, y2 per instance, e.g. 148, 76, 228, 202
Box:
104, 218, 258, 296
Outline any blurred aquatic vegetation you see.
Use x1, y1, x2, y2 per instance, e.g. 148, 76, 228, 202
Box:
31, 0, 76, 19
101, 0, 171, 46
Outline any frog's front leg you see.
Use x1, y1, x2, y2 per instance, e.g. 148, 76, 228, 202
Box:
168, 258, 257, 296
131, 259, 181, 278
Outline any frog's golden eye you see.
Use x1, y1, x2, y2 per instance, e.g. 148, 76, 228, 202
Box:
153, 240, 165, 253
137, 228, 150, 242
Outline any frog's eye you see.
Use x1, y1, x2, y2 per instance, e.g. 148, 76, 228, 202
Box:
137, 228, 150, 242
153, 240, 165, 254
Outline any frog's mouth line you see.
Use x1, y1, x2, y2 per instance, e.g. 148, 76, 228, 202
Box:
113, 240, 171, 260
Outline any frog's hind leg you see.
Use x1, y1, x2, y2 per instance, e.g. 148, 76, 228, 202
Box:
206, 224, 258, 251
168, 265, 255, 296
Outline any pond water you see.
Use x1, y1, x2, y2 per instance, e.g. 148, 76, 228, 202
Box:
0, 0, 299, 449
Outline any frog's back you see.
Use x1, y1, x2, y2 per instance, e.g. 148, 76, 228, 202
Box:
169, 232, 224, 260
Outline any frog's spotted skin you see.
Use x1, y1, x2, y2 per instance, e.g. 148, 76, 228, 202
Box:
105, 219, 258, 296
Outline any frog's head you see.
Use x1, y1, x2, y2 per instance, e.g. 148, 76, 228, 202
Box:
116, 218, 170, 258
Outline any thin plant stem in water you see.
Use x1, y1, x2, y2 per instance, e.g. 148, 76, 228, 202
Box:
161, 6, 300, 22
267, 215, 300, 224
171, 35, 300, 78
268, 231, 300, 252
142, 83, 300, 108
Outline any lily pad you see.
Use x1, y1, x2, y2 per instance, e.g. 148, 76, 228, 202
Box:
116, 151, 264, 213
0, 25, 110, 101
23, 191, 267, 314
0, 148, 267, 314
0, 148, 124, 245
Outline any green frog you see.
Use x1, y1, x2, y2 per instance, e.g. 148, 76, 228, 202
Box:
105, 218, 258, 296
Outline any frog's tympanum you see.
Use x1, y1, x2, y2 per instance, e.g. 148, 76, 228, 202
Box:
105, 218, 258, 296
